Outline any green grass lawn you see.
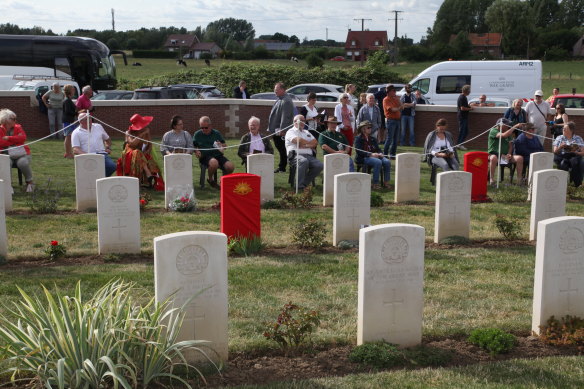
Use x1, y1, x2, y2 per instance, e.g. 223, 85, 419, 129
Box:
2, 140, 584, 388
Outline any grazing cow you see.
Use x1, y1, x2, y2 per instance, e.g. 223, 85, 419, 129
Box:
176, 59, 187, 67
132, 62, 142, 66
205, 59, 211, 67
290, 56, 299, 63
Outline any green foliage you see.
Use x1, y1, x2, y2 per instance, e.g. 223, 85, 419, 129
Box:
494, 214, 521, 240
228, 235, 265, 257
0, 280, 218, 388
44, 240, 66, 261
539, 315, 584, 351
468, 328, 517, 355
403, 345, 454, 367
291, 217, 327, 248
261, 200, 283, 209
25, 178, 61, 214
439, 235, 470, 245
337, 240, 359, 249
349, 342, 403, 368
132, 50, 177, 59
371, 192, 384, 207
568, 185, 584, 200
0, 255, 6, 265
263, 302, 320, 352
103, 254, 122, 263
365, 50, 390, 68
200, 52, 213, 60
305, 53, 324, 69
280, 187, 313, 209
490, 184, 527, 203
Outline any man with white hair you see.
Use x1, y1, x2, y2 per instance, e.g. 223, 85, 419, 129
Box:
237, 116, 274, 164
71, 112, 116, 176
76, 85, 93, 112
285, 114, 323, 190
525, 90, 553, 146
356, 93, 382, 141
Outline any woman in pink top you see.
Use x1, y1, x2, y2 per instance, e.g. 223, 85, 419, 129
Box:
334, 93, 355, 155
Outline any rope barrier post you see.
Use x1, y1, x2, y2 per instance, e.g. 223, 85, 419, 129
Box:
496, 122, 502, 189
87, 114, 92, 154
295, 124, 300, 195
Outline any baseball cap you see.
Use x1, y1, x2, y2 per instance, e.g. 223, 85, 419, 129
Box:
534, 90, 544, 97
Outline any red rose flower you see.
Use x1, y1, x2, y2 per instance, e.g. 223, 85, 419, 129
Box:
51, 240, 59, 246
140, 199, 147, 205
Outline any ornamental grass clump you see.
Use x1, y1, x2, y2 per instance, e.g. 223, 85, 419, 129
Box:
0, 280, 218, 389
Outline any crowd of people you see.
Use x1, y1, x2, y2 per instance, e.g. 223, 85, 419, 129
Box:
1, 82, 582, 195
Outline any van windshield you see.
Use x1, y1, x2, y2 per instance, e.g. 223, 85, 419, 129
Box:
412, 78, 430, 94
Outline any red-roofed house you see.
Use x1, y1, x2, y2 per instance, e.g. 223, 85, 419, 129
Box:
189, 42, 222, 59
164, 34, 199, 52
344, 30, 388, 61
466, 33, 503, 58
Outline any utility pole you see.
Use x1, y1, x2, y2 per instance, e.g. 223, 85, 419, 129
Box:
354, 18, 372, 66
389, 10, 402, 66
326, 27, 328, 41
111, 8, 115, 31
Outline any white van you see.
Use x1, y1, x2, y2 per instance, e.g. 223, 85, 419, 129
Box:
400, 60, 542, 106
11, 79, 80, 98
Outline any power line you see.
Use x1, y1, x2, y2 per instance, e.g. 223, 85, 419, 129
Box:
388, 10, 403, 66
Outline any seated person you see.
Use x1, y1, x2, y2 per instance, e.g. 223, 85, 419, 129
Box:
0, 108, 34, 191
553, 121, 584, 187
487, 118, 524, 185
354, 120, 391, 190
117, 114, 163, 187
285, 114, 323, 191
237, 116, 274, 165
72, 112, 117, 177
513, 122, 543, 168
193, 116, 234, 189
160, 115, 193, 156
318, 116, 355, 172
423, 118, 459, 172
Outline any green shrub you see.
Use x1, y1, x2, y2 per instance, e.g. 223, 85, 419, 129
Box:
468, 328, 517, 355
263, 302, 320, 352
305, 53, 323, 69
371, 191, 384, 207
280, 187, 313, 209
25, 178, 61, 214
494, 214, 522, 240
539, 315, 584, 351
439, 235, 470, 245
568, 185, 584, 200
291, 217, 327, 248
262, 200, 283, 209
349, 342, 404, 368
228, 235, 265, 256
403, 345, 453, 367
0, 280, 218, 388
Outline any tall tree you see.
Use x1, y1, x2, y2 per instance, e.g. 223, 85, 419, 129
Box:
557, 0, 584, 29
531, 0, 559, 26
205, 18, 255, 42
486, 0, 535, 56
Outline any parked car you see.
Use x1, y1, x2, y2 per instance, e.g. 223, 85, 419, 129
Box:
329, 56, 346, 61
91, 90, 134, 100
314, 93, 339, 103
250, 92, 299, 101
549, 94, 584, 109
468, 97, 511, 107
170, 84, 225, 99
132, 86, 197, 100
366, 83, 406, 94
286, 83, 344, 101
11, 79, 80, 98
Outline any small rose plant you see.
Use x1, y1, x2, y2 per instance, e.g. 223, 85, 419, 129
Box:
169, 193, 196, 212
139, 192, 151, 211
45, 240, 66, 261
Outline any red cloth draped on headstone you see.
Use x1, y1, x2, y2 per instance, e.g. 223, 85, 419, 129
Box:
220, 173, 261, 240
463, 151, 489, 202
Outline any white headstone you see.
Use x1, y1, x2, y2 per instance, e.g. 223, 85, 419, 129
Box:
154, 231, 228, 363
164, 154, 194, 209
75, 154, 105, 211
529, 169, 567, 241
323, 154, 350, 206
0, 180, 6, 258
532, 216, 584, 334
0, 155, 12, 212
333, 173, 370, 246
394, 153, 420, 203
96, 177, 140, 254
528, 152, 554, 201
358, 223, 425, 347
247, 153, 274, 203
434, 171, 472, 243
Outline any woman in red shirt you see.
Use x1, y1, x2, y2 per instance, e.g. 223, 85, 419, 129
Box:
0, 109, 34, 192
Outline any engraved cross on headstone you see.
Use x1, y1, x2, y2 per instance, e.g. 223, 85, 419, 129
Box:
348, 208, 360, 229
112, 218, 127, 240
544, 203, 557, 218
383, 289, 404, 325
184, 303, 206, 322
559, 278, 579, 313
448, 205, 459, 224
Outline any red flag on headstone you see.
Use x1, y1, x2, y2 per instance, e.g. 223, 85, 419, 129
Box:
220, 173, 261, 240
463, 151, 489, 202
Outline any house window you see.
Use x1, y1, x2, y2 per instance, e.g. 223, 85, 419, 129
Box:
351, 40, 356, 46
347, 51, 353, 56
374, 40, 379, 46
171, 40, 177, 45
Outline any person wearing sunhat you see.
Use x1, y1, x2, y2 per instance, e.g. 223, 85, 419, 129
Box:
318, 115, 354, 172
354, 120, 391, 190
117, 113, 162, 188
525, 89, 553, 146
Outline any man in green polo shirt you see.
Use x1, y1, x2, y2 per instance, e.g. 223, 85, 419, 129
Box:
487, 118, 524, 185
318, 116, 355, 171
193, 116, 234, 188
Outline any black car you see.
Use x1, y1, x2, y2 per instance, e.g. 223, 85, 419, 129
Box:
91, 90, 134, 100
132, 86, 197, 100
169, 84, 225, 99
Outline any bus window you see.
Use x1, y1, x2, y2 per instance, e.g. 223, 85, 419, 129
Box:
54, 57, 71, 76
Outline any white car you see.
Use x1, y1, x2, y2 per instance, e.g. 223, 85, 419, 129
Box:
286, 83, 344, 101
468, 97, 511, 107
11, 79, 80, 98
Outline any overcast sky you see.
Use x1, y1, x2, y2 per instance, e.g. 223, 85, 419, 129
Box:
2, 0, 443, 43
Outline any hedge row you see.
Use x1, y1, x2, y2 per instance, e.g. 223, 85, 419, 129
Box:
132, 50, 178, 59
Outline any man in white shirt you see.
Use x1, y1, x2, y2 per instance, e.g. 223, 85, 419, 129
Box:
285, 114, 323, 190
71, 112, 116, 176
525, 90, 553, 146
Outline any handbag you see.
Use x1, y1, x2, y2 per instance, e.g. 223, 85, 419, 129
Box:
7, 145, 26, 160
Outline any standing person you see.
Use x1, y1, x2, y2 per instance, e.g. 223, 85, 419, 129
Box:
514, 123, 544, 168
354, 120, 391, 189
374, 85, 387, 143
345, 84, 357, 105
299, 92, 323, 140
42, 83, 65, 139
71, 112, 116, 177
547, 87, 560, 106
525, 90, 553, 146
76, 85, 93, 112
504, 99, 527, 138
356, 93, 382, 142
553, 122, 584, 187
550, 103, 569, 139
268, 82, 295, 173
233, 80, 249, 99
399, 83, 416, 146
0, 109, 34, 191
334, 93, 356, 156
160, 115, 193, 156
285, 114, 323, 191
382, 84, 402, 159
318, 116, 354, 171
456, 84, 473, 150
414, 89, 426, 105
237, 116, 274, 164
357, 93, 367, 113
62, 84, 77, 159
193, 116, 234, 188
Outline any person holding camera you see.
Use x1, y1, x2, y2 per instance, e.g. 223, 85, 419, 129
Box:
553, 121, 584, 187
423, 118, 459, 172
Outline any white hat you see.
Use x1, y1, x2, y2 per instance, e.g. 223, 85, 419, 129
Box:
534, 90, 544, 97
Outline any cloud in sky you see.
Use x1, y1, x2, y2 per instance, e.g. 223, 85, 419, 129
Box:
3, 0, 443, 42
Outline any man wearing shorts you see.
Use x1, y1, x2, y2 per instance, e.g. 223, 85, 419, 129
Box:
193, 116, 234, 188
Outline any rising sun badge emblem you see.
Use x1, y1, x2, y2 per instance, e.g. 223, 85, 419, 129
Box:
233, 182, 252, 195
472, 158, 484, 167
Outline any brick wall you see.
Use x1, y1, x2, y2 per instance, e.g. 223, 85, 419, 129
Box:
2, 92, 581, 152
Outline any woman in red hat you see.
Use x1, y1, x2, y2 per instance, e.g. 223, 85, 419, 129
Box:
117, 114, 162, 187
